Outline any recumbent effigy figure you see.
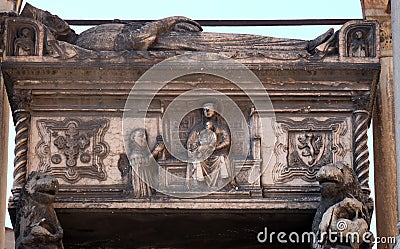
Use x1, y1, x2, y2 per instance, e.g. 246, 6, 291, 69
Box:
20, 3, 338, 59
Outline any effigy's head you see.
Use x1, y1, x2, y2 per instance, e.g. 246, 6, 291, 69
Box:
316, 161, 360, 199
24, 171, 59, 204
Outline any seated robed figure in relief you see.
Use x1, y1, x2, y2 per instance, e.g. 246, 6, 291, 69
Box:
186, 103, 239, 190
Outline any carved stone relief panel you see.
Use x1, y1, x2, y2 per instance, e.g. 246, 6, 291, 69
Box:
157, 101, 259, 193
180, 112, 250, 157
164, 104, 250, 160
378, 19, 392, 52
5, 17, 42, 56
340, 21, 378, 58
36, 118, 110, 183
272, 118, 349, 184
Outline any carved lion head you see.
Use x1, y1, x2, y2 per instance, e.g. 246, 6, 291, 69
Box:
24, 171, 59, 204
316, 161, 362, 201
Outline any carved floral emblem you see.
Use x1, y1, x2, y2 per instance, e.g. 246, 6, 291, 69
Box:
53, 123, 91, 167
36, 118, 109, 183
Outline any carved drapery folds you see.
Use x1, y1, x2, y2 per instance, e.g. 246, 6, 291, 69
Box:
346, 26, 376, 57
158, 104, 259, 194
272, 118, 348, 183
122, 128, 164, 198
36, 118, 110, 183
0, 4, 378, 62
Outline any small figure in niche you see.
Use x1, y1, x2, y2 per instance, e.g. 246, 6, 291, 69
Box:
350, 31, 368, 57
14, 27, 35, 56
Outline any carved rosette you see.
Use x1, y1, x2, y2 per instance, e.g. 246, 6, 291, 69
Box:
36, 118, 109, 183
272, 118, 348, 183
9, 90, 32, 205
353, 110, 370, 194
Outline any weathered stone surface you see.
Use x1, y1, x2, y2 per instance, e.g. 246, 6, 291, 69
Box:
361, 0, 398, 247
19, 3, 337, 61
14, 171, 63, 249
373, 56, 398, 248
311, 162, 373, 249
361, 0, 391, 13
0, 5, 381, 248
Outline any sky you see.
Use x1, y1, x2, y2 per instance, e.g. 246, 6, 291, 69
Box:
22, 0, 363, 38
5, 0, 372, 243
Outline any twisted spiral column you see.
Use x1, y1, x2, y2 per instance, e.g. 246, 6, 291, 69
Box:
353, 110, 370, 194
9, 109, 30, 205
8, 89, 31, 206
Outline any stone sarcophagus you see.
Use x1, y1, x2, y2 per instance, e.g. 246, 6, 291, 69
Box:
2, 5, 380, 249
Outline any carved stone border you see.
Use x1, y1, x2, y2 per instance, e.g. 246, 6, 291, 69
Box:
272, 118, 348, 183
